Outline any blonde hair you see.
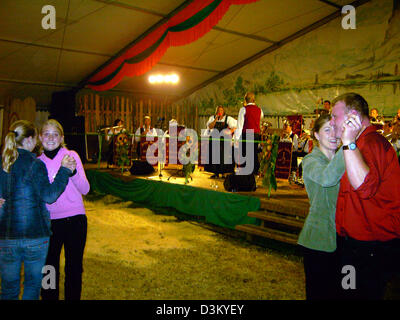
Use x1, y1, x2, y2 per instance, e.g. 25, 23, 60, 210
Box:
39, 119, 66, 152
2, 120, 37, 173
244, 92, 255, 104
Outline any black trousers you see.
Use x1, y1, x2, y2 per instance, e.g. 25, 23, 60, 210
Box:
291, 151, 308, 173
336, 235, 400, 300
237, 133, 260, 175
301, 246, 341, 300
41, 215, 87, 300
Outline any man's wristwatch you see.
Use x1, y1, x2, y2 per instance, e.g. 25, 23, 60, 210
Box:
343, 142, 357, 150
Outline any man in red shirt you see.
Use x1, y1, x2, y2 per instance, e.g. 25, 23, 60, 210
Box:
330, 92, 400, 299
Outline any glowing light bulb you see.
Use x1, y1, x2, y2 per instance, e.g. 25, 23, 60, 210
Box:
171, 74, 179, 84
148, 73, 179, 84
148, 75, 156, 83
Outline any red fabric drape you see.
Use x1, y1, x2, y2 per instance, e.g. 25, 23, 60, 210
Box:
87, 0, 258, 91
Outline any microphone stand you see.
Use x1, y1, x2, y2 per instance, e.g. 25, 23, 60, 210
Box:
156, 118, 165, 179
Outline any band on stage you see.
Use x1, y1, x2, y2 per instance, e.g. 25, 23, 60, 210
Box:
99, 97, 400, 185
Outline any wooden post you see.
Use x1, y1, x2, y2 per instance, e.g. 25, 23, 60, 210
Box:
139, 99, 143, 127
195, 104, 198, 134
95, 94, 100, 131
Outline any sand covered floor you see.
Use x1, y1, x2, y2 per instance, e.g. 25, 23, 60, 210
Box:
69, 193, 306, 300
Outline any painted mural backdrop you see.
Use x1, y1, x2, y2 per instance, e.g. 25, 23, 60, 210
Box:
179, 0, 400, 118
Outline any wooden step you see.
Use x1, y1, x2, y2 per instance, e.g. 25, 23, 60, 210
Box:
235, 224, 299, 245
258, 198, 309, 219
247, 211, 304, 229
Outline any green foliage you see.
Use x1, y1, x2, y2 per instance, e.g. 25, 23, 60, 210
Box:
179, 141, 198, 184
265, 71, 284, 93
253, 83, 266, 95
234, 76, 246, 96
198, 72, 286, 113
259, 134, 280, 198
115, 132, 130, 174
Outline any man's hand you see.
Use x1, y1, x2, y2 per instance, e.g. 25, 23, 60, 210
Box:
341, 113, 363, 145
0, 198, 5, 208
341, 112, 369, 189
61, 155, 77, 172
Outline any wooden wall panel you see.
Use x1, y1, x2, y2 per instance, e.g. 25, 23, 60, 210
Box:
76, 93, 199, 135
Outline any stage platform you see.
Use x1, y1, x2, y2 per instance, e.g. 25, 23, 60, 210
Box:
84, 162, 310, 245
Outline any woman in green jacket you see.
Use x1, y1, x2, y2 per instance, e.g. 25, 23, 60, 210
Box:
298, 114, 350, 300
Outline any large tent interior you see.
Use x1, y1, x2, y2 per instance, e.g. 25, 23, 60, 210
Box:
2, 0, 397, 141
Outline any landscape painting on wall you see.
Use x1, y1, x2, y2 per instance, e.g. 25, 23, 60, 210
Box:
179, 0, 400, 118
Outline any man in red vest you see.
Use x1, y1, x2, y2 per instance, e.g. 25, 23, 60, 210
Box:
234, 92, 263, 175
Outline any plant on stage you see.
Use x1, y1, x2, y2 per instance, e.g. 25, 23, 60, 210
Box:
259, 134, 280, 198
116, 132, 130, 174
179, 138, 198, 184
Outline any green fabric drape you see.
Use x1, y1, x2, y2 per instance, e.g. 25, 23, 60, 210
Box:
86, 170, 260, 230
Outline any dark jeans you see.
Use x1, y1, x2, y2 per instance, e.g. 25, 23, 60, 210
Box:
41, 214, 87, 300
0, 237, 49, 300
301, 246, 341, 300
336, 235, 400, 300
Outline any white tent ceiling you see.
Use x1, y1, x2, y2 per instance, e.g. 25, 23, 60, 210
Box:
0, 0, 369, 107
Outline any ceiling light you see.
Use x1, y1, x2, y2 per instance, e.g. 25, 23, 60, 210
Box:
148, 73, 179, 85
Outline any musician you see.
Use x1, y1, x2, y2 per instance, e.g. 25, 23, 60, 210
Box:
321, 100, 331, 115
314, 100, 331, 116
370, 108, 384, 124
392, 108, 400, 125
106, 119, 125, 142
204, 106, 237, 178
134, 116, 157, 159
387, 122, 400, 164
281, 120, 299, 150
161, 119, 188, 165
296, 129, 313, 182
106, 119, 125, 168
281, 120, 300, 181
234, 92, 264, 175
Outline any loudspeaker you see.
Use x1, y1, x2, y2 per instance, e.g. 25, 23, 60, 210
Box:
49, 90, 77, 121
49, 90, 87, 164
63, 116, 87, 164
223, 173, 256, 192
130, 160, 155, 175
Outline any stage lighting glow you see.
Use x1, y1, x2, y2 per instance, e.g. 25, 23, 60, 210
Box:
148, 73, 179, 85
149, 75, 156, 84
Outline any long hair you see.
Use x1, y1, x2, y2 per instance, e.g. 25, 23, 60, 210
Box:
2, 120, 37, 173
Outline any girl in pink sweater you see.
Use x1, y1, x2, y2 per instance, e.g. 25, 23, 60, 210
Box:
38, 119, 90, 300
